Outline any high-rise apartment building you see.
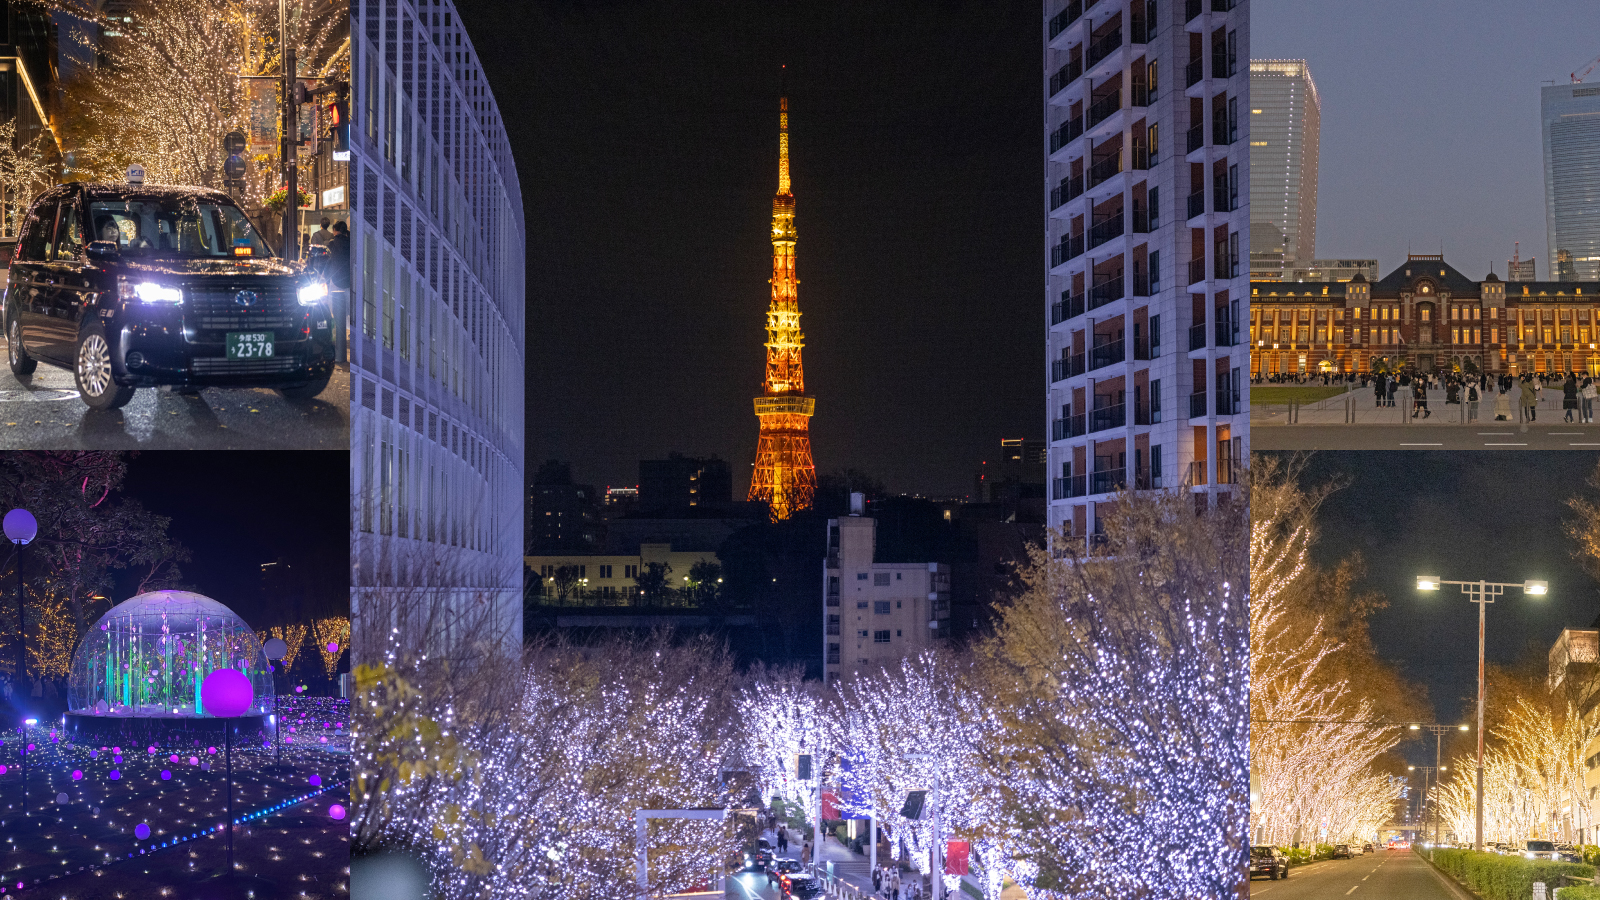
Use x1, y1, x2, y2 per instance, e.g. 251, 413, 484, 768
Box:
1248, 59, 1319, 280
1542, 82, 1600, 281
1044, 0, 1250, 543
350, 0, 525, 648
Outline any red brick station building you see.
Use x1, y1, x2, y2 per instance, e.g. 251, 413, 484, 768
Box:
1251, 254, 1600, 378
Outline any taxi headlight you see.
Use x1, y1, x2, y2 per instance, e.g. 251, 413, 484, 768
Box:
298, 282, 329, 305
130, 281, 183, 304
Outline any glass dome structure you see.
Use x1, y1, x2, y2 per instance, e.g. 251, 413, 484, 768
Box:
68, 590, 273, 718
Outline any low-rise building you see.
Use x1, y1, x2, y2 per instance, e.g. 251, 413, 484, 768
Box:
823, 494, 950, 686
526, 542, 719, 606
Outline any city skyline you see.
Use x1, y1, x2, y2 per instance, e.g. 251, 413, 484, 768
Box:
472, 1, 1045, 498
1255, 0, 1597, 281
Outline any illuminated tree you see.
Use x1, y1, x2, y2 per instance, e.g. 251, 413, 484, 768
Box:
311, 615, 350, 676
735, 663, 826, 822
981, 488, 1250, 898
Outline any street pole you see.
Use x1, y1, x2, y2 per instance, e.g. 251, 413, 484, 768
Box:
280, 0, 299, 262
226, 717, 234, 871
13, 543, 21, 714
1475, 579, 1485, 853
932, 765, 943, 900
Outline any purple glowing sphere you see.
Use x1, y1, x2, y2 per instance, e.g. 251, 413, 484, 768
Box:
329, 804, 346, 821
71, 770, 82, 781
326, 641, 339, 653
309, 774, 321, 787
160, 770, 171, 781
0, 765, 7, 774
134, 823, 150, 840
109, 769, 120, 780
200, 668, 254, 718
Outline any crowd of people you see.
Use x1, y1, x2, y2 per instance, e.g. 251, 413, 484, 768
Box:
1256, 369, 1600, 423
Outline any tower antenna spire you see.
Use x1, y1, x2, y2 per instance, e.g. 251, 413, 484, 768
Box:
778, 66, 790, 195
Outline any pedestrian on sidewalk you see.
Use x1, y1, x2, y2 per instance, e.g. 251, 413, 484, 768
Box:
1467, 383, 1479, 422
873, 865, 883, 894
1565, 372, 1580, 422
1521, 375, 1539, 422
1412, 382, 1430, 419
1495, 381, 1512, 420
1583, 377, 1596, 423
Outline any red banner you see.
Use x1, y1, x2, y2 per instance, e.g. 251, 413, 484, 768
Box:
821, 789, 839, 820
945, 840, 970, 876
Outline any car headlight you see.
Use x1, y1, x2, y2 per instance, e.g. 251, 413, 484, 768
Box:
130, 281, 183, 304
298, 282, 329, 305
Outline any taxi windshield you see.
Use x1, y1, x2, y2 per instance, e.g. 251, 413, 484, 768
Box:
88, 196, 273, 259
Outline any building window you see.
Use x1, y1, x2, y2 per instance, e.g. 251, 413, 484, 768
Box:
857, 601, 869, 609
874, 601, 891, 615
856, 572, 869, 581
874, 630, 891, 643
896, 572, 902, 580
896, 630, 903, 637
858, 630, 868, 638
1151, 378, 1162, 422
896, 600, 903, 609
1150, 313, 1161, 356
625, 564, 638, 578
1152, 444, 1164, 488
874, 573, 891, 586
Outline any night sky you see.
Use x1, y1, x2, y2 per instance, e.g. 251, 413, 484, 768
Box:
1255, 0, 1597, 281
1280, 452, 1600, 761
462, 0, 1044, 497
117, 451, 349, 630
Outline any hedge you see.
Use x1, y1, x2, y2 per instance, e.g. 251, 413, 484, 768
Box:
1557, 886, 1600, 900
1429, 848, 1595, 900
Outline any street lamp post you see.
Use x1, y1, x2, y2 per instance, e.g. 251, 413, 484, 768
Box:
1408, 765, 1446, 846
1411, 722, 1469, 844
906, 753, 943, 900
1416, 576, 1547, 852
4, 509, 36, 717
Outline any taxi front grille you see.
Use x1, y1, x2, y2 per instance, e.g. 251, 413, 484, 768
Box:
186, 287, 299, 331
191, 357, 299, 375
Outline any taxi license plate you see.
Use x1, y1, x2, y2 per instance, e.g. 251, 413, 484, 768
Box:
226, 331, 274, 359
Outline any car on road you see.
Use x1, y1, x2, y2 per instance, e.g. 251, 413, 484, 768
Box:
767, 858, 802, 887
746, 838, 774, 870
1332, 843, 1352, 859
1524, 840, 1561, 861
780, 872, 825, 898
1249, 846, 1290, 880
1362, 842, 1375, 854
4, 180, 337, 409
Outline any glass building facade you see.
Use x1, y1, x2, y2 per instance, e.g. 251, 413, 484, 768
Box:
349, 0, 525, 647
1248, 59, 1319, 281
1542, 83, 1600, 281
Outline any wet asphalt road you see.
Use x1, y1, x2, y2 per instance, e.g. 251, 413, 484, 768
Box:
0, 334, 348, 449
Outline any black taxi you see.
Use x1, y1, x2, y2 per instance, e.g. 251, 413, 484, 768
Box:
3, 181, 336, 408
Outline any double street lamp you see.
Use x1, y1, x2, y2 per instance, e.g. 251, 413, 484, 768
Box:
1416, 575, 1548, 853
1408, 764, 1447, 845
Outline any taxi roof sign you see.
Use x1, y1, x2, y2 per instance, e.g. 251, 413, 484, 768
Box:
125, 164, 145, 185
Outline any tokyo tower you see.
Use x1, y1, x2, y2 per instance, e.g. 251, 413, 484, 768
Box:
747, 92, 816, 520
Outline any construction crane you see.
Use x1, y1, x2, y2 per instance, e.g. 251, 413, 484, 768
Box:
1574, 54, 1600, 83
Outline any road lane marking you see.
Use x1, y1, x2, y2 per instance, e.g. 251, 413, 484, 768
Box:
1346, 887, 1359, 894
1399, 443, 1443, 446
1478, 432, 1513, 435
1484, 442, 1527, 446
1573, 443, 1600, 446
1549, 432, 1584, 435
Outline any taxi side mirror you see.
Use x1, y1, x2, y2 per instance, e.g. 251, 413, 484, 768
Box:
86, 241, 119, 262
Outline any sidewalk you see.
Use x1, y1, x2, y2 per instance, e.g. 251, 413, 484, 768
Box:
1253, 385, 1593, 427
769, 828, 1016, 899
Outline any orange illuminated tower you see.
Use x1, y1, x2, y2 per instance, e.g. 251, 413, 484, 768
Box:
748, 92, 816, 520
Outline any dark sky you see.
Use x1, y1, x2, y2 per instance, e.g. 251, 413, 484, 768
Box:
460, 0, 1044, 498
1255, 0, 1597, 280
117, 451, 348, 630
1283, 452, 1600, 761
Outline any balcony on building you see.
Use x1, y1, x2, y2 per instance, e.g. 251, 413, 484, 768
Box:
1086, 20, 1123, 72
1189, 320, 1207, 351
1185, 0, 1202, 23
1089, 399, 1125, 434
1051, 352, 1086, 382
1215, 316, 1237, 347
1050, 55, 1084, 98
1052, 232, 1086, 268
1186, 189, 1205, 221
1188, 390, 1207, 419
1048, 0, 1086, 42
1052, 414, 1086, 442
1188, 258, 1207, 285
1052, 289, 1085, 325
1132, 202, 1152, 233
1185, 57, 1203, 88
1089, 337, 1125, 371
1050, 171, 1085, 211
1213, 176, 1236, 214
1089, 272, 1125, 311
1186, 122, 1204, 154
1052, 473, 1088, 500
1089, 142, 1123, 188
1089, 208, 1125, 251
1090, 467, 1127, 495
1050, 113, 1085, 155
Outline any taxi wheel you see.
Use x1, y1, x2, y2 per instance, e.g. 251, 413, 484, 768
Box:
75, 323, 135, 410
277, 370, 331, 401
7, 315, 35, 377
